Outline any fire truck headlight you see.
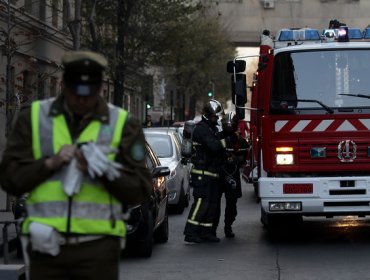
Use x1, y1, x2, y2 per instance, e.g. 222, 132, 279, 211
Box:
276, 154, 294, 165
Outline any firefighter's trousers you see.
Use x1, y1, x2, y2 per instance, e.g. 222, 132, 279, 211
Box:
184, 173, 221, 238
213, 170, 242, 232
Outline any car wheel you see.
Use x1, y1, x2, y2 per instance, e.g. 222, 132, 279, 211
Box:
173, 185, 186, 214
135, 210, 153, 258
153, 207, 169, 243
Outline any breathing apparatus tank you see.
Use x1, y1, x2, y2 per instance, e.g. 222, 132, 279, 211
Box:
181, 120, 196, 159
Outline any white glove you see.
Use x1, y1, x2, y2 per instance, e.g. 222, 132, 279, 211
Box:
81, 142, 109, 178
61, 158, 83, 196
80, 142, 123, 181
105, 160, 124, 181
29, 222, 61, 256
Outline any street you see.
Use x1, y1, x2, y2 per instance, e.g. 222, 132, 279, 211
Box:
121, 180, 370, 280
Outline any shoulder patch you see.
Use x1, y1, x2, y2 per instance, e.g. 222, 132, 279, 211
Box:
131, 142, 145, 161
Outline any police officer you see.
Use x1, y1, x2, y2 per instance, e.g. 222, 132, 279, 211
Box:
214, 112, 249, 238
0, 51, 152, 280
184, 99, 225, 243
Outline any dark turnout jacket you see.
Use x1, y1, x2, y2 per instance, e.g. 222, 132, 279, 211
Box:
192, 118, 226, 174
0, 95, 152, 205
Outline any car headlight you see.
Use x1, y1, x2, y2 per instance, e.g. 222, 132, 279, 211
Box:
155, 176, 165, 189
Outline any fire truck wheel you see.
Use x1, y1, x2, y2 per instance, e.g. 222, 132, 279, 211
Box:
253, 182, 260, 203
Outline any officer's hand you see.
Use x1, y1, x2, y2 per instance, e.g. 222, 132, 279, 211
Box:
45, 145, 77, 171
75, 150, 88, 172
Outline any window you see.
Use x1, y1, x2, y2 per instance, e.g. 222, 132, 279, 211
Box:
50, 76, 57, 97
145, 134, 173, 158
145, 146, 155, 170
38, 75, 45, 99
39, 0, 46, 21
10, 66, 15, 97
62, 0, 68, 32
271, 49, 370, 114
22, 70, 30, 95
24, 0, 33, 14
52, 0, 59, 28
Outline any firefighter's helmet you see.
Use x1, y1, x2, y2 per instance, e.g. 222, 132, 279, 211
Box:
202, 99, 224, 120
221, 112, 238, 133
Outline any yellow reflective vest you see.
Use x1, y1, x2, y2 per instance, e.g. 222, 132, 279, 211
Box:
22, 98, 128, 237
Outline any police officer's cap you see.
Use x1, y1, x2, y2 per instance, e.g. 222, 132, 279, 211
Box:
62, 51, 107, 95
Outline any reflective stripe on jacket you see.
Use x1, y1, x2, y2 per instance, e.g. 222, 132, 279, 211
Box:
22, 98, 128, 237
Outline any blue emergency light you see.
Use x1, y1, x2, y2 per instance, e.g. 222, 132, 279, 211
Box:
363, 28, 370, 39
278, 28, 320, 42
348, 28, 362, 39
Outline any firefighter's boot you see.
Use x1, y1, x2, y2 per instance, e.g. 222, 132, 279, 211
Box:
224, 225, 235, 238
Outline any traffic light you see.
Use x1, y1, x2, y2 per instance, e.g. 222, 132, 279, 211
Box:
146, 103, 151, 109
208, 91, 213, 98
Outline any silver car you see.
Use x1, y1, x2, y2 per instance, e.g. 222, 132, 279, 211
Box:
144, 128, 190, 214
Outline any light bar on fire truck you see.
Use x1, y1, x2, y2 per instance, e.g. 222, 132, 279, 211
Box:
322, 27, 362, 42
274, 28, 321, 48
363, 27, 370, 40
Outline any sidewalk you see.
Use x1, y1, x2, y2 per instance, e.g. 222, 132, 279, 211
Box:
0, 189, 19, 262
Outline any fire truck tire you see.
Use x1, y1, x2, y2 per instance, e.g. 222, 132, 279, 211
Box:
253, 182, 260, 203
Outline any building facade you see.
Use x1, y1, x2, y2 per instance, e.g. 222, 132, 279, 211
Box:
0, 0, 74, 156
205, 0, 370, 46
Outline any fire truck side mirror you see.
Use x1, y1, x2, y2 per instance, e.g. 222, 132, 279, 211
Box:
231, 73, 247, 106
227, 60, 246, 73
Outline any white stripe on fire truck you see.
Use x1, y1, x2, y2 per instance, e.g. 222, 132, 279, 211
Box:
275, 120, 289, 132
336, 120, 357, 131
275, 119, 370, 132
291, 120, 310, 132
312, 120, 333, 132
359, 119, 370, 130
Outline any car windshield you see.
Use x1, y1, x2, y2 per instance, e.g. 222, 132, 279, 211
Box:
145, 134, 173, 158
270, 49, 370, 114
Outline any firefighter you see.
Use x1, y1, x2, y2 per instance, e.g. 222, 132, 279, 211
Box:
0, 51, 151, 280
214, 112, 249, 238
183, 99, 226, 243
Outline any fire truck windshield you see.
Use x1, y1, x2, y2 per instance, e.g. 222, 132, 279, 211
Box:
270, 49, 370, 114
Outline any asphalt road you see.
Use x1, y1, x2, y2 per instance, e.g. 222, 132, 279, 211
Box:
120, 180, 370, 280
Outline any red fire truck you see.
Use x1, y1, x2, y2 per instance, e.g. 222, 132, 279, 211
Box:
229, 26, 370, 228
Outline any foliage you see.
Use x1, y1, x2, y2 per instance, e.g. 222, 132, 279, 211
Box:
79, 0, 235, 109
155, 12, 235, 105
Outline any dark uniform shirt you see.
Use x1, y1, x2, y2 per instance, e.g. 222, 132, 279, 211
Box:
0, 95, 152, 205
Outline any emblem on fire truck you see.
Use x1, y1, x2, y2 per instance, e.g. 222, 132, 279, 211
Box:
337, 140, 357, 162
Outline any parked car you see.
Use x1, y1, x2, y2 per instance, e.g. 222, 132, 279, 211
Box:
124, 142, 170, 258
144, 128, 190, 214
